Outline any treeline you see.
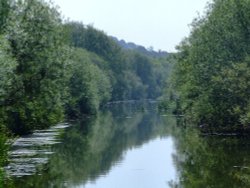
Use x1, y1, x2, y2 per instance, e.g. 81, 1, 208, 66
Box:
171, 0, 250, 131
0, 0, 170, 136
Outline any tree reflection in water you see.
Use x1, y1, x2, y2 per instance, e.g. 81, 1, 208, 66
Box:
170, 122, 250, 188
11, 102, 250, 188
12, 102, 176, 187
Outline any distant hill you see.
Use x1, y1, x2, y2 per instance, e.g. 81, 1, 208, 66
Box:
111, 36, 169, 58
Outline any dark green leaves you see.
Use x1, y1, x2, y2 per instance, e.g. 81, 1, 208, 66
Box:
173, 0, 250, 129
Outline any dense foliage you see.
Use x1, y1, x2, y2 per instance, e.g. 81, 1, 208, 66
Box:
66, 48, 112, 115
63, 21, 171, 101
0, 0, 170, 183
172, 0, 250, 131
0, 0, 170, 135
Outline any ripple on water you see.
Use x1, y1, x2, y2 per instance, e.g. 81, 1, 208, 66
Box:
5, 123, 69, 177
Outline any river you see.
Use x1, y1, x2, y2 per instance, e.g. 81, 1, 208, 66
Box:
5, 102, 250, 187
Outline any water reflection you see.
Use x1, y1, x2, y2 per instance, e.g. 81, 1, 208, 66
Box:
82, 138, 176, 188
5, 123, 69, 177
170, 125, 250, 188
11, 102, 177, 187
9, 102, 250, 187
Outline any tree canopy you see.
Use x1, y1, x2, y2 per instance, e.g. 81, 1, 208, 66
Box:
0, 0, 171, 136
172, 0, 250, 131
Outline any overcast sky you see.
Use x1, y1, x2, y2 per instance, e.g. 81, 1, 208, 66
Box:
51, 0, 210, 52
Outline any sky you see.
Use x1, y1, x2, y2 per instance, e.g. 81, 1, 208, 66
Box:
51, 0, 210, 52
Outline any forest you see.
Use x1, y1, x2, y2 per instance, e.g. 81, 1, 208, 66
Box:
171, 0, 250, 133
0, 0, 171, 181
0, 0, 172, 133
0, 0, 250, 185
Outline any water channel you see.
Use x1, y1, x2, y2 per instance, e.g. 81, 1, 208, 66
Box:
5, 102, 250, 187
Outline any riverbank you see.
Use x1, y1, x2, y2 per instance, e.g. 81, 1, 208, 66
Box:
4, 102, 250, 187
0, 129, 9, 187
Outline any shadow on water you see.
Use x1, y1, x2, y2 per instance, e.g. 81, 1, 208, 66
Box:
6, 101, 250, 188
169, 123, 250, 188
9, 102, 177, 187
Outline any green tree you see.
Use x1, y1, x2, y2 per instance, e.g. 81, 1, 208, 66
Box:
0, 35, 17, 107
0, 0, 11, 32
5, 0, 70, 134
0, 36, 16, 172
173, 0, 250, 130
67, 48, 111, 116
63, 21, 86, 48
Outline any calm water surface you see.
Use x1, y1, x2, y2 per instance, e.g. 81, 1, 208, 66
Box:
6, 102, 250, 187
81, 138, 176, 188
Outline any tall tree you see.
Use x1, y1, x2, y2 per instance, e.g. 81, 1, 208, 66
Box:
5, 0, 70, 133
67, 48, 111, 116
0, 0, 11, 32
173, 0, 250, 129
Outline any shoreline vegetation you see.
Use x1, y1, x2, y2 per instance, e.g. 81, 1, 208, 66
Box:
0, 0, 171, 183
0, 0, 171, 136
0, 0, 249, 185
168, 0, 250, 133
